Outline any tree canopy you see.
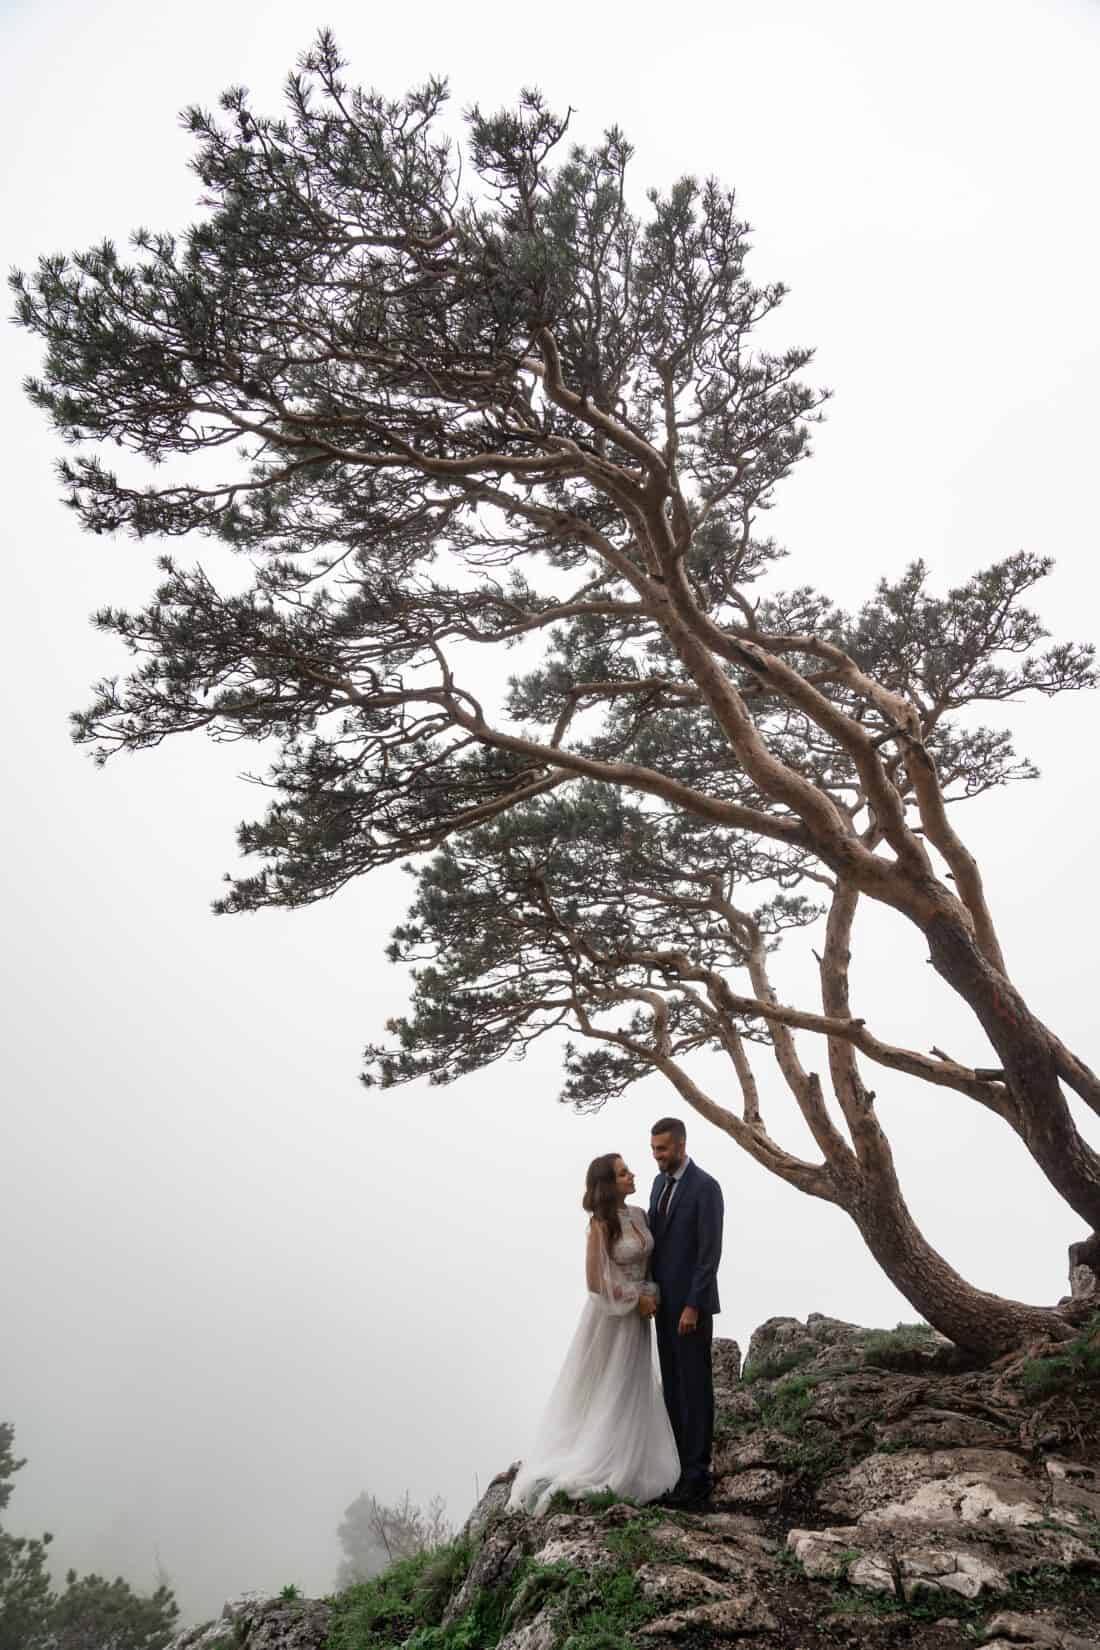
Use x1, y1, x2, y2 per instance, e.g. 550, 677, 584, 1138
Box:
13, 32, 1099, 1354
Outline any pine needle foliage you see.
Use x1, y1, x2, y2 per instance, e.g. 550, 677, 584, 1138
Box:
13, 33, 1100, 1355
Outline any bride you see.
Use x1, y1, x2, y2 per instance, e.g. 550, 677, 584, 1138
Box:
509, 1153, 681, 1514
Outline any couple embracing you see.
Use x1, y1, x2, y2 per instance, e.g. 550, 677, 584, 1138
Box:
510, 1117, 724, 1515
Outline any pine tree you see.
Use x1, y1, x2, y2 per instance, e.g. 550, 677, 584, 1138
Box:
0, 1423, 53, 1650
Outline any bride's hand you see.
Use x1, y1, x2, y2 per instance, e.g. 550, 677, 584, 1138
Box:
638, 1295, 657, 1318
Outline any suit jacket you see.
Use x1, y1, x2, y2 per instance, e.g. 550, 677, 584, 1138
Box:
648, 1160, 723, 1317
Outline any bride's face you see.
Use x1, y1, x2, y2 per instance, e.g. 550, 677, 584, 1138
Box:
613, 1157, 636, 1200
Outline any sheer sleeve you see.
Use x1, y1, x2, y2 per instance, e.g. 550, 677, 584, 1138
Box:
585, 1221, 643, 1316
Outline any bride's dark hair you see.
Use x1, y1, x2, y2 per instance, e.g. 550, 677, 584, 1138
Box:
583, 1154, 624, 1255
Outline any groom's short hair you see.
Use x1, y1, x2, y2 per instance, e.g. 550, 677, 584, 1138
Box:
651, 1116, 686, 1141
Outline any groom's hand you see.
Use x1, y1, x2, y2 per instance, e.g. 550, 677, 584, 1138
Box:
677, 1307, 699, 1336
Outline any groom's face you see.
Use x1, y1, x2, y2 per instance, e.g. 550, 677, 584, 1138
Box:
651, 1131, 686, 1174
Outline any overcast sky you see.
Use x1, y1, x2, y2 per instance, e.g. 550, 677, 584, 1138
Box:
4, 0, 1100, 1626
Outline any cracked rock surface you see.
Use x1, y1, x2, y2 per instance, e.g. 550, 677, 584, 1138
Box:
167, 1312, 1100, 1650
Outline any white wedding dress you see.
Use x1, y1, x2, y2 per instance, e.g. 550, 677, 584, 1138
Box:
509, 1204, 680, 1514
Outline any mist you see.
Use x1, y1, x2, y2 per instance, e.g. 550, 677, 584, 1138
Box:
4, 0, 1100, 1625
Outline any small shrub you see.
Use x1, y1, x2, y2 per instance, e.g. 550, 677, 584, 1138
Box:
777, 1432, 844, 1482
545, 1560, 661, 1650
1019, 1316, 1100, 1397
601, 1510, 663, 1568
403, 1577, 510, 1650
504, 1560, 578, 1628
775, 1545, 805, 1577
826, 1589, 903, 1619
758, 1374, 819, 1436
279, 1583, 301, 1600
741, 1344, 816, 1384
858, 1322, 937, 1357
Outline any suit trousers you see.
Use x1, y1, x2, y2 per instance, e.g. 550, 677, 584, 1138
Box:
655, 1306, 714, 1486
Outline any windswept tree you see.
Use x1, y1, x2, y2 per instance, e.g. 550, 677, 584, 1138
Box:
14, 33, 1100, 1356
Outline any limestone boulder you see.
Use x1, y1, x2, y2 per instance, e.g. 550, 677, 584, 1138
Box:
714, 1466, 788, 1507
714, 1427, 791, 1475
442, 1515, 530, 1627
983, 1610, 1100, 1649
168, 1620, 240, 1650
820, 1447, 1047, 1526
1047, 1457, 1100, 1521
873, 1405, 1012, 1452
634, 1562, 734, 1606
241, 1599, 333, 1650
462, 1463, 518, 1540
786, 1526, 863, 1581
743, 1311, 867, 1377
647, 1512, 774, 1580
496, 1613, 560, 1650
711, 1336, 742, 1398
635, 1589, 778, 1639
167, 1595, 332, 1650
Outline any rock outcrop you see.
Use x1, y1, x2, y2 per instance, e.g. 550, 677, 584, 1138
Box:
168, 1311, 1100, 1650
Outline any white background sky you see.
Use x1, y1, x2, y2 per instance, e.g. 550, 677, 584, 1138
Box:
3, 0, 1100, 1626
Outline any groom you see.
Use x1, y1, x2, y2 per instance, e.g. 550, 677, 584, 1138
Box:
647, 1117, 724, 1509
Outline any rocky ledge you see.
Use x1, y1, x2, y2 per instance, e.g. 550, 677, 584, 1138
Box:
171, 1311, 1100, 1650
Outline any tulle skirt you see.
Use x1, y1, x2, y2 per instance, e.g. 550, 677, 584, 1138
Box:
509, 1298, 681, 1515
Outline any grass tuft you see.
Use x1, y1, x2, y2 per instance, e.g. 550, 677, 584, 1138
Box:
757, 1374, 819, 1436
326, 1539, 473, 1650
741, 1344, 816, 1384
1019, 1314, 1100, 1397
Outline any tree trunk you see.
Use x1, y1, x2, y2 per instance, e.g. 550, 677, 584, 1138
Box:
925, 910, 1100, 1234
832, 1153, 1074, 1358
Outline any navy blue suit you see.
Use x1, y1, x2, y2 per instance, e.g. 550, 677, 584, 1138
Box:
649, 1160, 724, 1490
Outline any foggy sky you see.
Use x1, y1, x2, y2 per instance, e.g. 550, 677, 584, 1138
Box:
4, 0, 1100, 1625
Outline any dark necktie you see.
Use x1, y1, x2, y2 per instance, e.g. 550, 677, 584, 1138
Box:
658, 1174, 676, 1219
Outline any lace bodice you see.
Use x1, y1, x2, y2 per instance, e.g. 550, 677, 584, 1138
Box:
609, 1205, 653, 1275
586, 1204, 656, 1315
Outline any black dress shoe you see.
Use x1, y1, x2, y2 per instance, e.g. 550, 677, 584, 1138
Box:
653, 1477, 688, 1507
673, 1477, 713, 1510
